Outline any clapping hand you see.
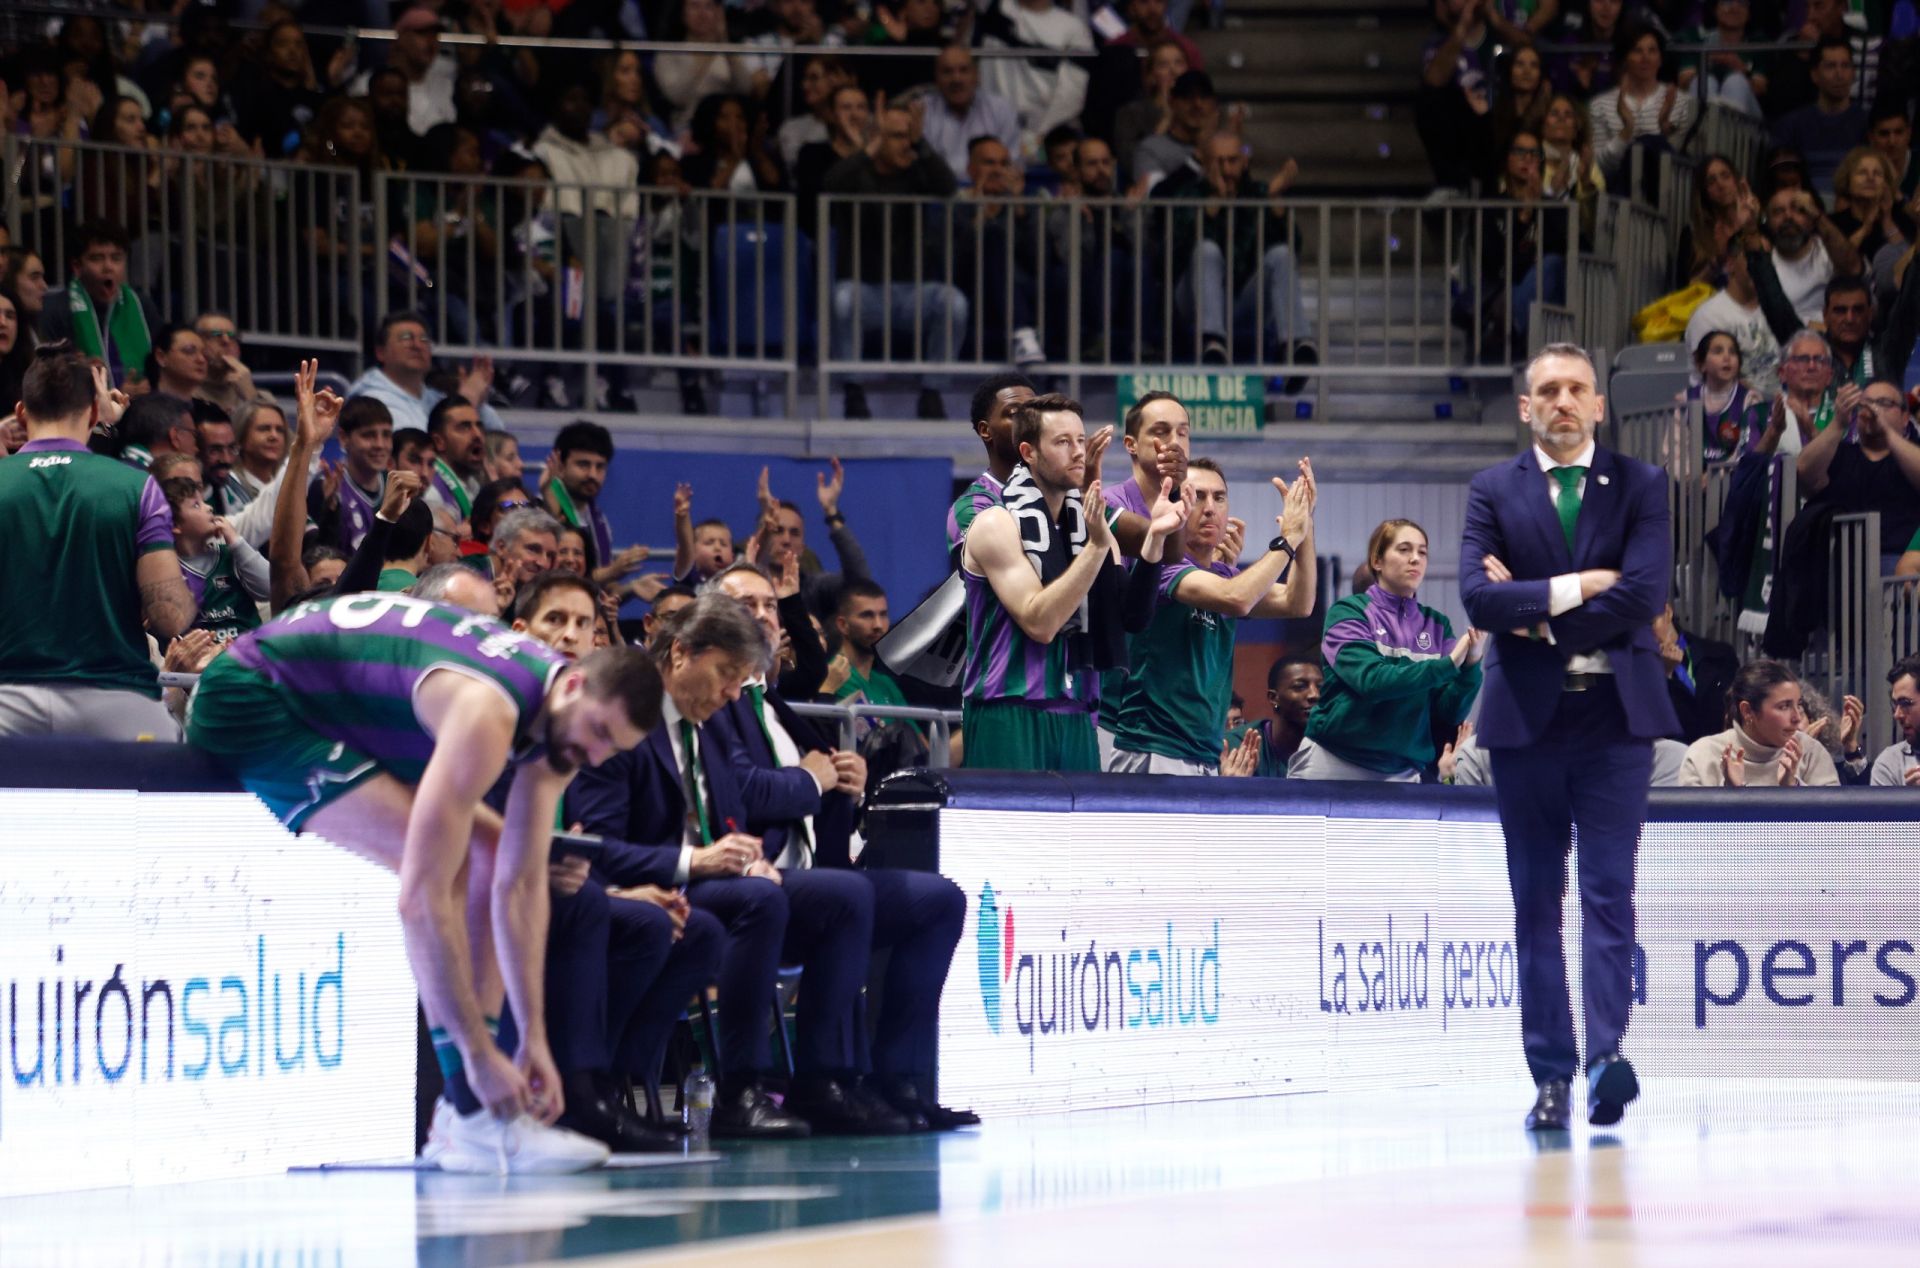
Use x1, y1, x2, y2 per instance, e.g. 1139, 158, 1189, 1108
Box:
1273, 456, 1316, 542
1438, 720, 1474, 782
1215, 516, 1246, 565
1082, 426, 1114, 495
816, 456, 845, 518
1220, 728, 1261, 777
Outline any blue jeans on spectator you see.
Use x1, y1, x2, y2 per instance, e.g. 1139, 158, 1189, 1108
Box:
1176, 241, 1308, 358
831, 281, 969, 363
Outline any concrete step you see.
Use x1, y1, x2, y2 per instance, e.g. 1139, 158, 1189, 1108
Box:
1193, 20, 1428, 101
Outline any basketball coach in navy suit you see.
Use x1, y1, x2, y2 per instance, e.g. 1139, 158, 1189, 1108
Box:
1459, 342, 1678, 1132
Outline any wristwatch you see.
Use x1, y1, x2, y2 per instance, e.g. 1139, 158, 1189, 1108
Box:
1268, 534, 1296, 560
825, 513, 846, 529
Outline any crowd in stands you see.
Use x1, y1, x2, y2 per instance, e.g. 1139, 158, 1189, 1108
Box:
0, 0, 1319, 417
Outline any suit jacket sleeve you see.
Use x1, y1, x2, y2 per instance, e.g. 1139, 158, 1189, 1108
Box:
707, 701, 826, 827
566, 752, 688, 884
1459, 468, 1554, 632
1546, 467, 1671, 650
776, 591, 829, 700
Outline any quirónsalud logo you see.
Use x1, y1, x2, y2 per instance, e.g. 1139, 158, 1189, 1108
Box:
977, 882, 1013, 1033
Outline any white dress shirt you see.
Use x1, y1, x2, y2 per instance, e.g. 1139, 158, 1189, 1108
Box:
1535, 441, 1612, 675
744, 676, 823, 871
659, 693, 701, 884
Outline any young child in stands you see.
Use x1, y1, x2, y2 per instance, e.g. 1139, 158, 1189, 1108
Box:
671, 481, 738, 585
161, 476, 271, 643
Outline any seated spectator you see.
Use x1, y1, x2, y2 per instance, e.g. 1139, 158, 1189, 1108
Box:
1463, 129, 1570, 358
1168, 133, 1312, 374
468, 477, 535, 556
1798, 682, 1870, 784
1108, 0, 1204, 69
673, 483, 740, 585
0, 288, 30, 418
1674, 0, 1768, 119
348, 311, 502, 438
190, 312, 259, 421
957, 137, 1047, 367
1133, 69, 1218, 190
1771, 38, 1869, 197
486, 428, 524, 482
1539, 93, 1603, 204
1112, 39, 1191, 187
747, 0, 840, 111
656, 0, 768, 133
532, 81, 642, 291
1752, 186, 1863, 325
144, 324, 211, 406
1488, 45, 1551, 158
392, 426, 433, 480
420, 395, 492, 522
1291, 518, 1485, 781
491, 505, 565, 610
777, 56, 853, 170
679, 93, 786, 194
1550, 0, 1624, 98
831, 579, 912, 718
1678, 660, 1840, 785
1798, 375, 1920, 574
595, 47, 673, 163
1829, 146, 1915, 275
228, 20, 336, 158
194, 409, 243, 515
975, 0, 1094, 163
543, 419, 651, 586
1417, 0, 1497, 192
1819, 275, 1879, 387
555, 525, 593, 577
309, 397, 393, 552
39, 220, 158, 389
376, 498, 437, 591
1870, 654, 1920, 784
1588, 23, 1697, 191
1678, 155, 1754, 287
793, 82, 874, 211
1043, 126, 1081, 188
1868, 100, 1917, 201
1227, 652, 1322, 777
922, 46, 1021, 184
752, 458, 873, 627
1687, 251, 1784, 397
0, 250, 49, 356
160, 476, 269, 643
348, 6, 458, 137
232, 396, 290, 505
0, 343, 191, 738
1769, 0, 1883, 118
302, 544, 348, 589
115, 392, 200, 471
1688, 330, 1773, 466
822, 103, 967, 421
1045, 136, 1148, 362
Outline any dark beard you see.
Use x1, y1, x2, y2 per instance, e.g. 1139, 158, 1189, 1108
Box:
543, 711, 578, 775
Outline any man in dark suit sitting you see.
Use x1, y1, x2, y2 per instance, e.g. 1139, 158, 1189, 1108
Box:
706, 562, 978, 1132
1460, 342, 1679, 1132
568, 593, 911, 1138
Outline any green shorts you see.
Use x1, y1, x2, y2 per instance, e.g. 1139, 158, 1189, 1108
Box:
185, 653, 380, 829
962, 698, 1100, 773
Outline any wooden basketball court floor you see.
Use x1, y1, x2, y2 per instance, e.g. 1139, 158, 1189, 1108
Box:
6, 1076, 1917, 1266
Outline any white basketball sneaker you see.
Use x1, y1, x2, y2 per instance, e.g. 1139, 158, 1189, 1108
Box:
419, 1097, 457, 1168
434, 1104, 611, 1174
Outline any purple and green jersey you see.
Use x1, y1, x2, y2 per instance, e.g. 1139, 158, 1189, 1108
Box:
1097, 474, 1155, 728
1110, 557, 1239, 766
946, 471, 1005, 566
224, 592, 568, 784
1304, 584, 1480, 773
0, 438, 176, 698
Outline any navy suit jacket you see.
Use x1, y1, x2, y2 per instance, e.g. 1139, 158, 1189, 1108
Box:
568, 720, 750, 887
705, 687, 859, 869
1459, 444, 1680, 747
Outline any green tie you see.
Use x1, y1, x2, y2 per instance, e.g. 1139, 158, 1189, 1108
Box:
747, 684, 812, 866
1551, 466, 1586, 553
678, 718, 714, 845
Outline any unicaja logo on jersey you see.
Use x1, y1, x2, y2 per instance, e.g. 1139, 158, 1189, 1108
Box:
977, 882, 1013, 1033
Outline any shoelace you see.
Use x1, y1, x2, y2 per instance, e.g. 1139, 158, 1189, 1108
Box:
498, 1115, 516, 1175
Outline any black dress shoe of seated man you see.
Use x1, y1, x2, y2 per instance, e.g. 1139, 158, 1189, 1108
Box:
1586, 1052, 1639, 1127
558, 1072, 682, 1153
786, 1074, 914, 1136
1525, 1079, 1572, 1131
711, 1081, 812, 1140
876, 1076, 982, 1131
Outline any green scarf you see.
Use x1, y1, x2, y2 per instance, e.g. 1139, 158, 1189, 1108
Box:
66, 279, 151, 386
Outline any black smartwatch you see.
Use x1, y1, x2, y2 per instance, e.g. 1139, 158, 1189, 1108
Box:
1268, 534, 1296, 559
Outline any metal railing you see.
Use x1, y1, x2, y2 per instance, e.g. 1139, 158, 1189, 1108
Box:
790, 701, 961, 768
814, 191, 1589, 417
378, 171, 800, 415
7, 136, 366, 363
1829, 513, 1892, 749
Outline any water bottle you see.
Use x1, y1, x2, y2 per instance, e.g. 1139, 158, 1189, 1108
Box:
683, 1068, 715, 1150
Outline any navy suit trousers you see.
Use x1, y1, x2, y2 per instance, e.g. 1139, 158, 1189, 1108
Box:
864, 868, 966, 1080
607, 903, 722, 1085
1488, 679, 1651, 1085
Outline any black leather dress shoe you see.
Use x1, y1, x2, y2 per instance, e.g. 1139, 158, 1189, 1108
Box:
786, 1075, 914, 1136
711, 1083, 812, 1140
854, 1078, 928, 1131
877, 1077, 982, 1131
1525, 1079, 1572, 1131
558, 1072, 682, 1153
1587, 1053, 1639, 1127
